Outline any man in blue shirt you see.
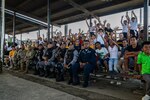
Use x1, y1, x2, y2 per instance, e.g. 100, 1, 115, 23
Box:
79, 40, 97, 87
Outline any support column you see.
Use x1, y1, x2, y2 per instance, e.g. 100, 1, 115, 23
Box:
47, 0, 51, 42
139, 8, 142, 24
51, 25, 53, 38
89, 15, 92, 27
0, 0, 5, 71
37, 29, 40, 39
38, 29, 40, 37
143, 0, 149, 40
64, 24, 68, 38
20, 33, 22, 44
13, 12, 16, 45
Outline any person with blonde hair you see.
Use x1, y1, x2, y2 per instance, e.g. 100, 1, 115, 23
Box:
9, 45, 17, 69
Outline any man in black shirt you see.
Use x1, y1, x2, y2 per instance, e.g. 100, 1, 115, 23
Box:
55, 43, 67, 82
117, 33, 124, 48
104, 23, 113, 36
34, 44, 44, 75
124, 36, 141, 73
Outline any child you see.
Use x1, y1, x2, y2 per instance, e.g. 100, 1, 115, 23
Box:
137, 41, 150, 100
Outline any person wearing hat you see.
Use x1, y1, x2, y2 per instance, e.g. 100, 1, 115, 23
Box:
34, 44, 45, 76
64, 42, 79, 85
78, 40, 96, 87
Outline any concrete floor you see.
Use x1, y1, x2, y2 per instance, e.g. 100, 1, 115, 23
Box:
0, 73, 84, 100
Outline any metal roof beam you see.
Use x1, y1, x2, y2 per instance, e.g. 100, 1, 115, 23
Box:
53, 0, 143, 24
16, 0, 31, 8
5, 7, 47, 24
64, 0, 93, 16
7, 26, 39, 34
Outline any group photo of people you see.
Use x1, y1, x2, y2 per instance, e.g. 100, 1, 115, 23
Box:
3, 11, 150, 100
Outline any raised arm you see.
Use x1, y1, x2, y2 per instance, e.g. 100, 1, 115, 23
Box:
121, 15, 124, 25
103, 20, 107, 27
108, 36, 119, 48
132, 11, 137, 21
126, 12, 130, 23
95, 16, 102, 26
85, 18, 90, 28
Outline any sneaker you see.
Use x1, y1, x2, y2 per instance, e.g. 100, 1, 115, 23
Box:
106, 76, 111, 79
116, 81, 122, 85
123, 77, 127, 81
114, 77, 118, 80
5, 65, 9, 68
110, 81, 115, 84
142, 95, 150, 100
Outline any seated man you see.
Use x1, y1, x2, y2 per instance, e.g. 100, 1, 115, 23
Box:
124, 36, 141, 73
34, 44, 44, 75
55, 43, 66, 82
38, 42, 57, 77
118, 39, 128, 73
17, 44, 27, 71
24, 45, 36, 73
79, 40, 96, 87
64, 42, 79, 85
95, 42, 109, 72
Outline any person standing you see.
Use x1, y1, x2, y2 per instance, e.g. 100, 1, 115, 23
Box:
137, 41, 150, 100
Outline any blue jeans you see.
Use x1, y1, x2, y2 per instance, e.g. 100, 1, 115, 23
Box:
70, 63, 95, 85
109, 58, 118, 75
69, 63, 80, 83
128, 57, 134, 71
83, 63, 95, 85
98, 58, 109, 72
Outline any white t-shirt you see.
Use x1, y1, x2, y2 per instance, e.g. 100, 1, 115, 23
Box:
89, 26, 96, 33
96, 33, 105, 45
108, 45, 118, 59
130, 19, 138, 30
96, 47, 108, 59
38, 40, 44, 44
122, 23, 128, 33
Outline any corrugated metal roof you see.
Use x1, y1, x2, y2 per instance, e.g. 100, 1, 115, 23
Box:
5, 0, 145, 34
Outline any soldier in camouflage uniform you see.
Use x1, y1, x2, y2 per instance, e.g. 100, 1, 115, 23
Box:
17, 44, 27, 71
24, 45, 36, 73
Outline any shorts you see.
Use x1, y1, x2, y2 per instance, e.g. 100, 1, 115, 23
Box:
130, 30, 138, 38
122, 32, 127, 39
90, 32, 94, 36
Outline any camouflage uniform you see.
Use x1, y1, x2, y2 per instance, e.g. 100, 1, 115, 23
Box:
24, 48, 36, 73
17, 49, 27, 71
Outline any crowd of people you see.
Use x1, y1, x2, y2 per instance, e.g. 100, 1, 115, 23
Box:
4, 11, 150, 100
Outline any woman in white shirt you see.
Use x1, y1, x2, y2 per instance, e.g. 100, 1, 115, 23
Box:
108, 39, 119, 77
